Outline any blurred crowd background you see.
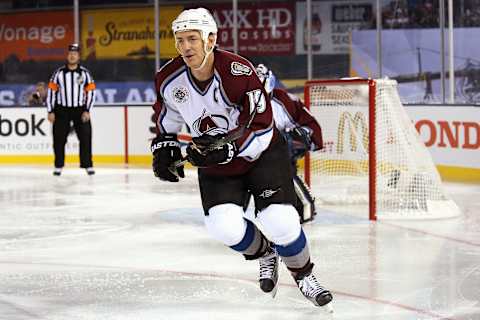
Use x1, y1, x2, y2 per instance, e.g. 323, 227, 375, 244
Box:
1, 0, 480, 106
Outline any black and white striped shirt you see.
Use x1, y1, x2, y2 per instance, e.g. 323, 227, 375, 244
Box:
46, 65, 96, 113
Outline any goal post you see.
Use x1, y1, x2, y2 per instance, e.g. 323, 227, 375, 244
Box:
303, 78, 460, 220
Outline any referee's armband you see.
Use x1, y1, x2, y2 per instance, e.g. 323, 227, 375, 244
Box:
84, 83, 96, 91
48, 82, 59, 91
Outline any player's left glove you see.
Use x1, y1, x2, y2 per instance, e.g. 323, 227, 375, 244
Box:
284, 126, 313, 160
186, 134, 237, 167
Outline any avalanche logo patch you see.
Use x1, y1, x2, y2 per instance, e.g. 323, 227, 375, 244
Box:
231, 62, 252, 76
172, 86, 189, 103
192, 109, 229, 136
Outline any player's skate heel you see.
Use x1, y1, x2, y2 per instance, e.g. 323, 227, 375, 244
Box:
258, 246, 279, 298
295, 272, 333, 311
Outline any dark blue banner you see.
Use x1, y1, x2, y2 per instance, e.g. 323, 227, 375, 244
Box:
0, 82, 155, 107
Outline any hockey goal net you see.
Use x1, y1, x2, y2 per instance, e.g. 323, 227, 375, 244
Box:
303, 78, 460, 220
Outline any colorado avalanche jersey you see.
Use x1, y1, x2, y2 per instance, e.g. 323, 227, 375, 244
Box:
153, 48, 276, 176
270, 88, 323, 150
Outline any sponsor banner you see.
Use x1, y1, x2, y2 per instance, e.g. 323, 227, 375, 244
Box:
406, 106, 479, 169
94, 82, 156, 104
128, 108, 155, 155
0, 11, 74, 61
1, 105, 477, 176
0, 107, 124, 155
318, 105, 479, 170
296, 1, 375, 55
204, 2, 294, 55
0, 82, 156, 106
351, 28, 480, 103
81, 6, 182, 60
317, 106, 367, 162
0, 77, 290, 107
336, 110, 368, 155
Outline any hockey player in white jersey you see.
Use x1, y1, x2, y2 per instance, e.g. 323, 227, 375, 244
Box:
150, 7, 332, 309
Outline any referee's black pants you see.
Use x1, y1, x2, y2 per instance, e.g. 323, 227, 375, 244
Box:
53, 106, 93, 169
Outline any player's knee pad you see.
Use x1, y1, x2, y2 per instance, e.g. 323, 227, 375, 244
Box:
205, 203, 247, 246
257, 204, 301, 245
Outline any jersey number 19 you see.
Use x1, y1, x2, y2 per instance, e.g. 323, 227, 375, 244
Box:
246, 89, 266, 115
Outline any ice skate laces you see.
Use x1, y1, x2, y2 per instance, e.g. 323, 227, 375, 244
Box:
298, 273, 328, 298
259, 250, 277, 280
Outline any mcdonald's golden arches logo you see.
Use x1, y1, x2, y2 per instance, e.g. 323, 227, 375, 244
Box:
336, 111, 369, 153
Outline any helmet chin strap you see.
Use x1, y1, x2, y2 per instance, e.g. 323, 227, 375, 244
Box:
192, 41, 214, 71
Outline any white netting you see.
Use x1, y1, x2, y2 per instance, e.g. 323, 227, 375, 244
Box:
305, 79, 460, 220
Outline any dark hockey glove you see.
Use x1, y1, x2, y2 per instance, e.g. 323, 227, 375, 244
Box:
284, 126, 313, 160
151, 134, 185, 182
186, 134, 237, 167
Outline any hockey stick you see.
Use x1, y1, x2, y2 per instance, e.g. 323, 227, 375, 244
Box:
174, 78, 266, 168
293, 174, 317, 223
200, 81, 265, 151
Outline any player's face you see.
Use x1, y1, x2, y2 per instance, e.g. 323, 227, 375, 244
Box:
67, 51, 80, 65
175, 30, 205, 68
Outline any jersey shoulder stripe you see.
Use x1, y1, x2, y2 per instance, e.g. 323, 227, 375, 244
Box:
214, 49, 257, 76
159, 65, 187, 99
212, 49, 263, 106
156, 56, 184, 81
157, 57, 176, 73
155, 56, 185, 95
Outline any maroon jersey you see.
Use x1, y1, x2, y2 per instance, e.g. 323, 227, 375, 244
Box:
271, 88, 323, 150
152, 48, 276, 176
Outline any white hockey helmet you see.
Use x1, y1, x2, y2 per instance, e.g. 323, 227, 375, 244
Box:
172, 8, 218, 45
256, 64, 276, 95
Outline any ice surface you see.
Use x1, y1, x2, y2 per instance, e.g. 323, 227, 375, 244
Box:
0, 167, 479, 320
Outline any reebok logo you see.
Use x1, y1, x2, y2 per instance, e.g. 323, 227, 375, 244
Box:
259, 188, 280, 199
0, 115, 46, 136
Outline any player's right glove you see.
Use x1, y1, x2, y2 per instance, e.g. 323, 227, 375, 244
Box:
151, 134, 185, 182
186, 134, 237, 167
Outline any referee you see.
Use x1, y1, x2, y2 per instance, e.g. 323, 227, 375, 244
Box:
47, 43, 96, 176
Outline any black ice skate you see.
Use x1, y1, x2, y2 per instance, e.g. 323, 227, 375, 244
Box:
296, 272, 333, 310
258, 246, 279, 298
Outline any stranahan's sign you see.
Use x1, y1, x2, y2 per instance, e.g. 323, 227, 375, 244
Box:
0, 11, 74, 61
80, 6, 182, 60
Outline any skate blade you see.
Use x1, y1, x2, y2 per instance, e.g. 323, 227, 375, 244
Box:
270, 284, 278, 298
322, 302, 334, 313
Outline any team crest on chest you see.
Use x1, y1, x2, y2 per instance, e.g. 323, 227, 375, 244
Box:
172, 86, 189, 103
231, 62, 252, 76
192, 109, 229, 136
